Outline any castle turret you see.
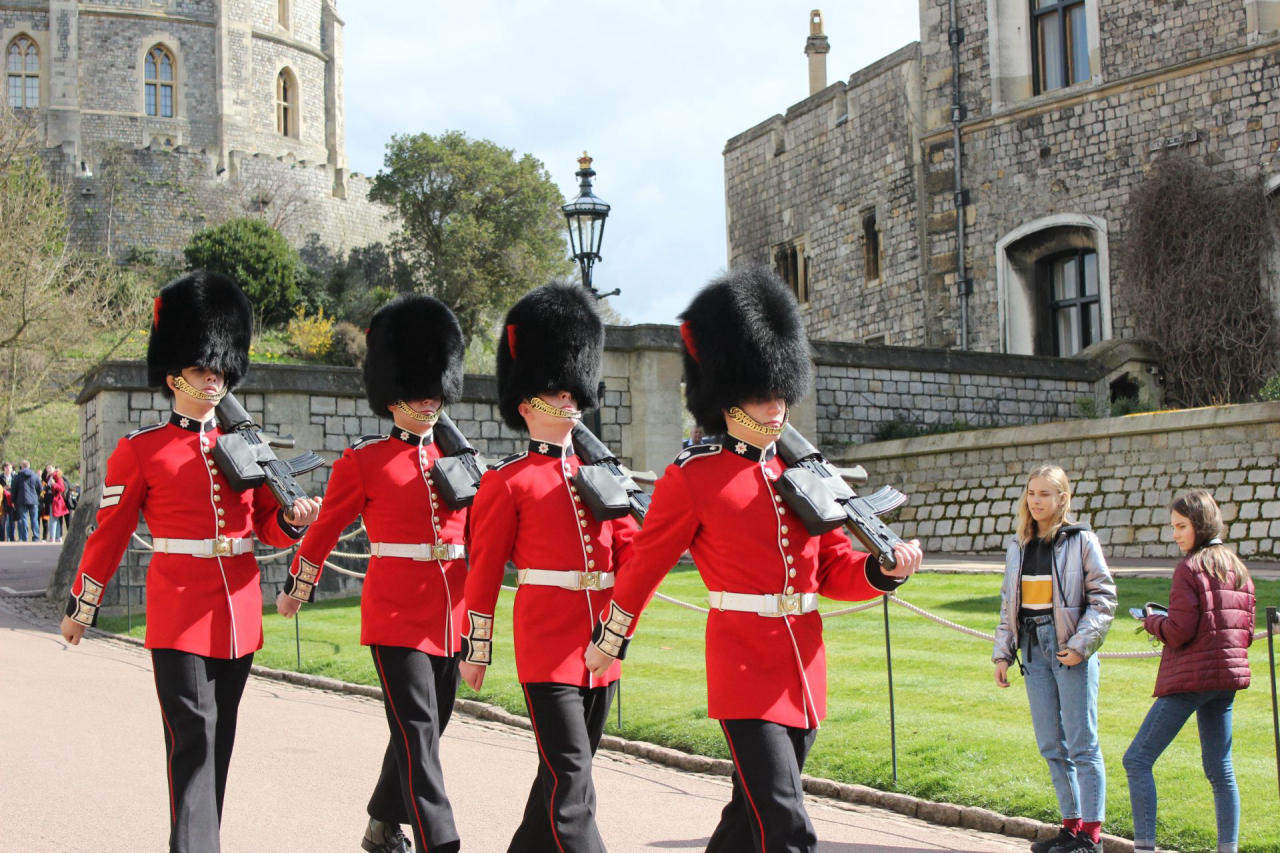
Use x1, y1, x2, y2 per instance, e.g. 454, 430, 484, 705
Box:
805, 10, 829, 96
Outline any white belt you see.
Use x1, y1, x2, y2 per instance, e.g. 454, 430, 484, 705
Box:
517, 568, 615, 591
708, 590, 819, 617
370, 541, 466, 561
151, 536, 253, 558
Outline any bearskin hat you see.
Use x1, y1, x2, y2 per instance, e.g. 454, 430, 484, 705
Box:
364, 294, 466, 417
147, 270, 253, 395
497, 282, 603, 432
679, 265, 813, 433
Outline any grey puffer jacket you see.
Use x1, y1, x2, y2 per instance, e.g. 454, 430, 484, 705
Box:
992, 522, 1117, 663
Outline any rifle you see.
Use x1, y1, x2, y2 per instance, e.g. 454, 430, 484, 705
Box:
429, 412, 487, 509
570, 422, 651, 524
773, 425, 908, 572
212, 392, 324, 514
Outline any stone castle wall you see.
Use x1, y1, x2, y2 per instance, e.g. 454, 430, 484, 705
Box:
725, 1, 1280, 354
841, 401, 1280, 560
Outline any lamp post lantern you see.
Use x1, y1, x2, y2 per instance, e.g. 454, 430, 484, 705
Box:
563, 152, 617, 298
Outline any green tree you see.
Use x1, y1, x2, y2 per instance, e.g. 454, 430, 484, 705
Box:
0, 106, 149, 460
369, 130, 572, 344
184, 217, 300, 327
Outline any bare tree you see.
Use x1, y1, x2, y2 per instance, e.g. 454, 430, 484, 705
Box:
226, 166, 312, 235
1123, 158, 1279, 406
0, 106, 150, 459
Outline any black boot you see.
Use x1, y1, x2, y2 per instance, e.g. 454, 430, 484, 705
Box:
1030, 828, 1076, 853
362, 818, 412, 853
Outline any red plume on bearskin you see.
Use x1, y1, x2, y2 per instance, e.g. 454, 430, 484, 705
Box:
496, 282, 603, 432
364, 294, 466, 417
147, 271, 253, 395
678, 265, 812, 433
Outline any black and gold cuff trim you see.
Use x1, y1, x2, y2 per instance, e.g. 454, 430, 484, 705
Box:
65, 575, 105, 628
284, 557, 320, 603
591, 601, 634, 660
463, 611, 494, 665
864, 554, 908, 593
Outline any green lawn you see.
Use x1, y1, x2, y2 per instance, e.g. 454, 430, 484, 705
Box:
103, 571, 1280, 853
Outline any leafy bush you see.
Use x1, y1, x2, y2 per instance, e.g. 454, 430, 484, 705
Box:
329, 322, 367, 367
286, 306, 334, 360
871, 416, 977, 443
1074, 396, 1159, 419
184, 218, 301, 326
1256, 373, 1280, 402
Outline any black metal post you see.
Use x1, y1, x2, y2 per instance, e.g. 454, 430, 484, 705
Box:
883, 593, 898, 784
294, 587, 302, 670
616, 678, 622, 729
126, 569, 132, 633
1267, 606, 1278, 803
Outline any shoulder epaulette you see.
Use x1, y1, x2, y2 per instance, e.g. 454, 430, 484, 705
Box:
674, 443, 722, 466
488, 450, 528, 472
125, 422, 165, 440
350, 434, 389, 450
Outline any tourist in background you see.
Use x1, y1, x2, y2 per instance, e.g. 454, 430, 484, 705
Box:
47, 468, 69, 543
1, 462, 14, 542
10, 461, 40, 542
1123, 490, 1256, 853
39, 463, 54, 540
992, 464, 1116, 853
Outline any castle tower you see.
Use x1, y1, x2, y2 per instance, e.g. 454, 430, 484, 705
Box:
805, 10, 830, 95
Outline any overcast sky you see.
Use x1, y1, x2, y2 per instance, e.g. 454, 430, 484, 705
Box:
342, 2, 921, 325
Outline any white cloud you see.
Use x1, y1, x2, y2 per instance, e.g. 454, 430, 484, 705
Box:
343, 1, 920, 324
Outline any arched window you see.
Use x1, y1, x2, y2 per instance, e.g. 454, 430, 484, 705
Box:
6, 36, 39, 109
276, 68, 298, 137
144, 45, 175, 118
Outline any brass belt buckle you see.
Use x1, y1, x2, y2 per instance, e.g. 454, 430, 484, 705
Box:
432, 543, 450, 561
578, 571, 600, 590
213, 535, 232, 557
779, 593, 801, 615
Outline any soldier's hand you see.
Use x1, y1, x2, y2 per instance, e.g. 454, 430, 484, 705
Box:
459, 661, 487, 692
994, 659, 1011, 688
276, 591, 302, 618
884, 539, 923, 578
60, 616, 87, 646
284, 496, 322, 527
584, 644, 616, 678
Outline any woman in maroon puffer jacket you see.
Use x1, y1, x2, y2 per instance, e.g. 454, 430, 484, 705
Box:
1122, 489, 1256, 853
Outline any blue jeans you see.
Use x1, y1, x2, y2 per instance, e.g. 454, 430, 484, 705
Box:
14, 506, 39, 542
2, 511, 13, 541
1021, 617, 1106, 822
48, 515, 63, 540
1123, 690, 1239, 853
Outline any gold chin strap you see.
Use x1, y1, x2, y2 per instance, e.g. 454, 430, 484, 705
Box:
394, 400, 441, 424
727, 406, 785, 436
527, 397, 581, 420
172, 374, 228, 403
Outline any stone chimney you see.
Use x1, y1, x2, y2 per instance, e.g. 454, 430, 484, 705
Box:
805, 10, 830, 96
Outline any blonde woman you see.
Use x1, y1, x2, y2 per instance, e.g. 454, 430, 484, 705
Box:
993, 465, 1117, 853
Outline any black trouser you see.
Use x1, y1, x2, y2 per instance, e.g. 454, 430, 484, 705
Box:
369, 645, 462, 853
508, 681, 617, 853
707, 718, 819, 853
150, 648, 254, 853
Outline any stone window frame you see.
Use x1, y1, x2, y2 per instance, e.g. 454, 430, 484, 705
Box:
860, 203, 883, 286
6, 33, 40, 110
276, 65, 300, 139
3, 27, 47, 111
986, 0, 1102, 112
135, 36, 186, 122
773, 236, 810, 304
995, 213, 1112, 356
144, 44, 177, 118
1029, 0, 1091, 96
1245, 0, 1280, 44
1262, 175, 1280, 317
278, 0, 291, 31
1039, 247, 1102, 357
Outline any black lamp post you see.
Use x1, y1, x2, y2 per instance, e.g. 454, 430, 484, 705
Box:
563, 152, 617, 299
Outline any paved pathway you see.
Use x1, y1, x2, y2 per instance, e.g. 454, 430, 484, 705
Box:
0, 601, 1027, 853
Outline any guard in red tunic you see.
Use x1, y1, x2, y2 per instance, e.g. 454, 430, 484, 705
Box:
460, 282, 638, 853
278, 295, 469, 853
585, 267, 923, 853
59, 271, 321, 853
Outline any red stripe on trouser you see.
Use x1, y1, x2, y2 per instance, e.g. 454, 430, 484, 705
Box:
522, 684, 567, 853
721, 721, 768, 853
374, 647, 427, 846
152, 669, 177, 823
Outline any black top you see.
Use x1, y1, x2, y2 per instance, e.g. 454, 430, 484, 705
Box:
1018, 535, 1055, 620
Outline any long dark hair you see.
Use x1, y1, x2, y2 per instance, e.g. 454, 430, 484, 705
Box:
1170, 490, 1250, 588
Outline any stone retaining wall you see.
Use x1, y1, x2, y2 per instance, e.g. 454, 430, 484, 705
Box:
840, 402, 1280, 560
